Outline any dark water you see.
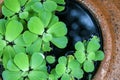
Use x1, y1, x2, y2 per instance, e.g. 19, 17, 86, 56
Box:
49, 0, 103, 80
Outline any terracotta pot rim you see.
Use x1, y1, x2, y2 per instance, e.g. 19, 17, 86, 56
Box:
77, 0, 115, 80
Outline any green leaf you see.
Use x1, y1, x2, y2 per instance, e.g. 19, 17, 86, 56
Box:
75, 41, 85, 51
0, 39, 6, 51
26, 38, 42, 54
23, 31, 38, 44
19, 11, 29, 19
38, 11, 52, 27
48, 15, 59, 27
68, 60, 83, 79
42, 41, 51, 52
51, 36, 68, 48
43, 0, 57, 12
49, 0, 65, 4
14, 35, 30, 47
58, 56, 67, 65
30, 53, 44, 69
7, 60, 19, 71
56, 6, 65, 11
55, 64, 66, 76
87, 36, 100, 53
13, 45, 26, 53
3, 46, 16, 68
87, 52, 95, 60
31, 2, 43, 13
95, 50, 104, 61
46, 56, 55, 64
28, 16, 44, 35
2, 5, 15, 17
2, 71, 22, 80
83, 60, 95, 72
74, 51, 86, 64
61, 73, 70, 80
14, 53, 29, 71
42, 33, 52, 42
4, 0, 20, 12
28, 71, 48, 80
47, 22, 67, 37
5, 20, 23, 42
18, 0, 27, 6
0, 19, 6, 35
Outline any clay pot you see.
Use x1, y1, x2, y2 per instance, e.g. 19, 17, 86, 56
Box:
0, 0, 120, 80
77, 0, 120, 80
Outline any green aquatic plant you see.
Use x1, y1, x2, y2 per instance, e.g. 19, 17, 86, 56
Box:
0, 0, 105, 80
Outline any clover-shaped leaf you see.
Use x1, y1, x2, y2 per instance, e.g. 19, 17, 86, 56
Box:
75, 41, 85, 51
47, 22, 67, 37
26, 38, 42, 54
43, 0, 57, 12
28, 71, 48, 80
4, 0, 20, 12
87, 36, 100, 53
28, 16, 44, 35
38, 10, 52, 27
23, 31, 38, 44
2, 71, 22, 80
83, 60, 94, 72
55, 64, 66, 76
95, 50, 104, 61
7, 60, 19, 71
46, 56, 55, 64
74, 51, 86, 64
13, 45, 26, 53
2, 6, 15, 17
51, 36, 68, 48
14, 53, 29, 71
0, 19, 6, 35
30, 53, 44, 69
19, 11, 29, 19
5, 20, 23, 42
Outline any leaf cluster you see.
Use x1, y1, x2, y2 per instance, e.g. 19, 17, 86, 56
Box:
0, 0, 105, 80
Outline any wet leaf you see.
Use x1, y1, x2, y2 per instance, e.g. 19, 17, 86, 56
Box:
74, 51, 86, 64
43, 0, 57, 12
83, 60, 94, 72
30, 53, 44, 69
19, 11, 29, 19
14, 53, 29, 71
51, 36, 68, 48
13, 45, 26, 53
2, 6, 15, 17
31, 2, 43, 13
28, 16, 44, 35
87, 52, 95, 60
42, 33, 52, 42
2, 71, 22, 80
75, 41, 85, 51
5, 20, 23, 42
7, 60, 19, 71
23, 31, 38, 44
95, 50, 104, 61
4, 0, 20, 12
55, 64, 66, 76
58, 56, 67, 65
46, 56, 55, 64
47, 22, 67, 37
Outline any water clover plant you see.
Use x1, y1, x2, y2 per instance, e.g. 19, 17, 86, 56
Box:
0, 0, 105, 80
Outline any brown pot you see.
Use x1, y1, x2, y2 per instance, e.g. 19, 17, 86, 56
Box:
0, 0, 120, 80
